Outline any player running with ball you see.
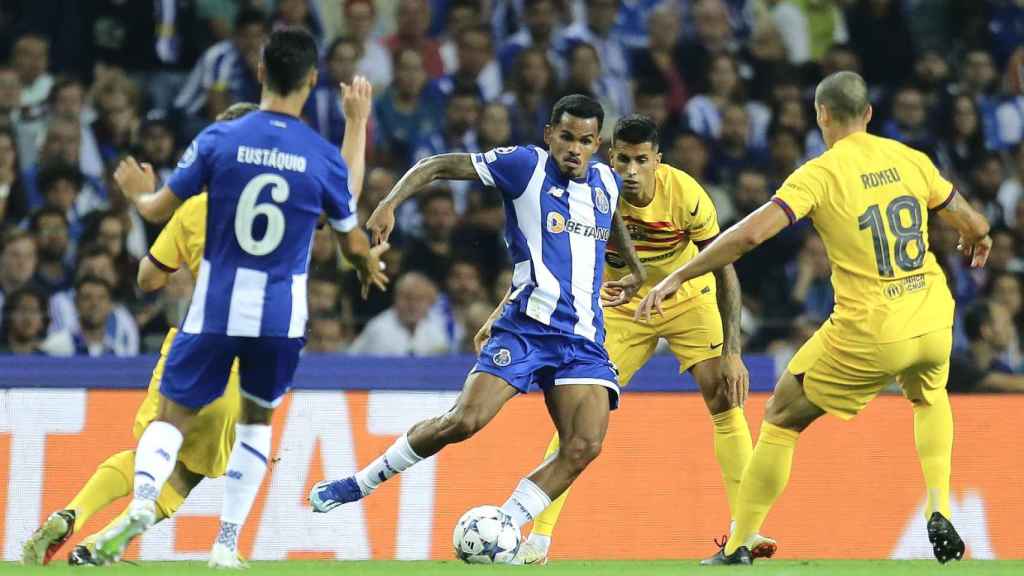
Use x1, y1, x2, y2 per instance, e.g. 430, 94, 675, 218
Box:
310, 95, 647, 560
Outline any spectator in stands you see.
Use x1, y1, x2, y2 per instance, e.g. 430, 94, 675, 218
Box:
477, 102, 512, 152
136, 267, 193, 351
47, 77, 103, 180
766, 127, 804, 188
411, 85, 480, 217
0, 67, 21, 133
969, 153, 1008, 226
309, 223, 343, 277
820, 43, 862, 77
787, 232, 833, 323
846, 0, 913, 89
957, 49, 1002, 150
92, 76, 141, 166
386, 0, 444, 79
989, 1, 1024, 68
345, 0, 393, 91
633, 78, 678, 148
685, 52, 771, 148
374, 47, 439, 169
136, 111, 178, 187
348, 271, 450, 356
0, 286, 62, 355
666, 130, 732, 222
427, 26, 503, 106
37, 161, 95, 242
306, 314, 351, 353
61, 275, 136, 357
772, 98, 825, 160
81, 210, 137, 302
559, 42, 631, 136
12, 34, 52, 112
491, 267, 513, 304
358, 167, 397, 225
950, 300, 1024, 391
304, 37, 361, 146
913, 49, 952, 117
308, 272, 342, 316
996, 46, 1024, 149
271, 0, 323, 43
48, 245, 137, 354
0, 127, 27, 226
23, 117, 107, 214
500, 46, 557, 146
563, 0, 630, 81
708, 102, 768, 186
882, 85, 935, 158
403, 188, 457, 287
497, 0, 567, 82
29, 207, 71, 295
937, 95, 987, 185
763, 0, 811, 66
173, 9, 268, 125
441, 259, 489, 351
988, 271, 1023, 370
675, 0, 736, 93
630, 2, 687, 117
987, 228, 1022, 277
438, 0, 482, 74
998, 142, 1024, 227
0, 230, 38, 326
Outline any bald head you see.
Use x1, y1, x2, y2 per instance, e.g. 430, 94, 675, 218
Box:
815, 71, 869, 124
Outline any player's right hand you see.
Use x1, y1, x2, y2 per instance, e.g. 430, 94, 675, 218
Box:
340, 75, 372, 122
959, 234, 992, 268
635, 272, 682, 322
366, 205, 396, 245
357, 242, 390, 298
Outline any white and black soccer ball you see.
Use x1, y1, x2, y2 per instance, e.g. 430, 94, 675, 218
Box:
452, 505, 521, 564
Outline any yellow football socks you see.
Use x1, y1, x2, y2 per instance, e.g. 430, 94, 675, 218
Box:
711, 407, 754, 517
66, 450, 135, 531
913, 390, 953, 519
725, 422, 799, 555
530, 432, 567, 538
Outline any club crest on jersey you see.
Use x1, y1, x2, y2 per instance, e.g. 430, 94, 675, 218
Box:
493, 348, 512, 367
178, 140, 198, 168
547, 186, 565, 198
547, 211, 566, 233
594, 187, 610, 214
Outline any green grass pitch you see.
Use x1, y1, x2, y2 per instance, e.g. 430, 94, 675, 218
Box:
7, 560, 1024, 575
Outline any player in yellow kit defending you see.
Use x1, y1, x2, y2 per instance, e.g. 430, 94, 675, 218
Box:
639, 71, 992, 565
501, 115, 775, 564
22, 78, 375, 566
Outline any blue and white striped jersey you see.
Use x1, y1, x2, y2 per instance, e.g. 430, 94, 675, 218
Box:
471, 145, 620, 343
166, 110, 357, 338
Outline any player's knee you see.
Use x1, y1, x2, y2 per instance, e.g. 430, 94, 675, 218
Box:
559, 435, 603, 473
442, 407, 488, 442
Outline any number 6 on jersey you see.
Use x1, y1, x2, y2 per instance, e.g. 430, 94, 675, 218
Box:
235, 174, 289, 256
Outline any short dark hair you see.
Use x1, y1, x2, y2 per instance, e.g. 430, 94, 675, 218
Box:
262, 27, 318, 95
325, 36, 360, 61
37, 161, 83, 195
421, 187, 455, 211
550, 94, 604, 130
29, 206, 67, 232
48, 76, 83, 105
815, 71, 869, 123
75, 243, 112, 269
963, 299, 994, 341
234, 8, 269, 33
74, 274, 113, 296
0, 285, 49, 342
449, 80, 482, 103
613, 114, 659, 148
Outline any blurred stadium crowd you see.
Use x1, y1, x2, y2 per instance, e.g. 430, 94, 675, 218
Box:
0, 0, 1022, 390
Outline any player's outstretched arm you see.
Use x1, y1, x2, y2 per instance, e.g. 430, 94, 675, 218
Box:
636, 201, 789, 321
336, 227, 389, 298
601, 210, 648, 307
366, 153, 479, 244
339, 76, 372, 201
935, 191, 992, 268
114, 156, 182, 223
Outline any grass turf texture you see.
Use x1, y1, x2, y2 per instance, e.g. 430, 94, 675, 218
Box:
7, 560, 1024, 575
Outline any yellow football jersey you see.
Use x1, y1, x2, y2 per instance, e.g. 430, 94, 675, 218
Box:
147, 193, 207, 278
772, 131, 956, 343
605, 163, 719, 315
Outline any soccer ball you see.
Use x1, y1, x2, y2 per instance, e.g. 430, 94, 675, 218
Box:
452, 505, 521, 564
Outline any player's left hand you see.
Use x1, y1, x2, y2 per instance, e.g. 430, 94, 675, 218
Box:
357, 242, 390, 298
340, 75, 373, 122
600, 274, 642, 307
113, 156, 156, 203
720, 352, 749, 407
959, 234, 992, 268
366, 204, 396, 245
634, 272, 683, 322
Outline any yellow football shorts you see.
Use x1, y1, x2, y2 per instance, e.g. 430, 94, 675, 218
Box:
788, 322, 952, 420
605, 293, 724, 385
132, 328, 242, 478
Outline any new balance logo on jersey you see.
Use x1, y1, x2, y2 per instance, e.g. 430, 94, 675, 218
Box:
547, 186, 565, 198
